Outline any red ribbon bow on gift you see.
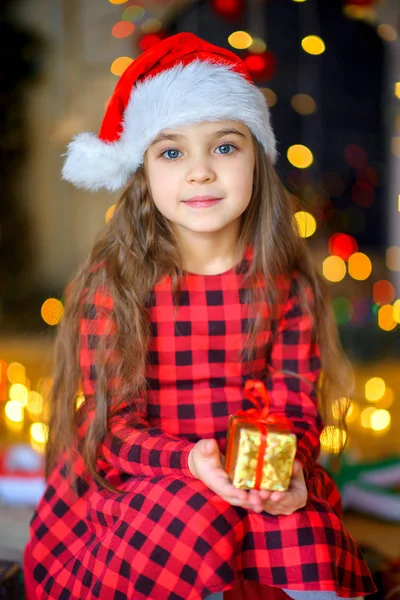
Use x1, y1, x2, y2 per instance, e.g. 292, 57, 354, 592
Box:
225, 380, 292, 490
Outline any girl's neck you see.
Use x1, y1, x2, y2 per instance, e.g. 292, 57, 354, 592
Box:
173, 221, 241, 276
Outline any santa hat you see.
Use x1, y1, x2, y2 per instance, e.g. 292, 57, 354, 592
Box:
62, 32, 277, 192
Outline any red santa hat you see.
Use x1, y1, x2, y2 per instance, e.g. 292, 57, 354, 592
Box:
62, 32, 277, 192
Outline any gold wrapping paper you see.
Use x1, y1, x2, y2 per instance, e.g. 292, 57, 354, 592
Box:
225, 418, 297, 491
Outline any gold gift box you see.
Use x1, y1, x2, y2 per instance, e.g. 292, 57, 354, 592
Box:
225, 416, 297, 491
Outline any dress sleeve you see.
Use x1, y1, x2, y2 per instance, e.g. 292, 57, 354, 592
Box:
79, 284, 196, 479
263, 274, 324, 479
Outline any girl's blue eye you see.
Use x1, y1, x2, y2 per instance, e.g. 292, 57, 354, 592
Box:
216, 144, 237, 155
162, 149, 182, 160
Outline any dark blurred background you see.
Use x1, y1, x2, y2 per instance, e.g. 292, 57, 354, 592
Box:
0, 1, 399, 595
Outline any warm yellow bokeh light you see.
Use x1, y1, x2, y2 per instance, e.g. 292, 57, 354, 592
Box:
228, 31, 253, 50
332, 397, 351, 421
348, 252, 372, 281
370, 409, 391, 432
291, 94, 316, 115
41, 298, 64, 326
344, 401, 360, 424
5, 400, 24, 423
395, 82, 400, 99
301, 35, 325, 56
9, 383, 28, 406
378, 304, 397, 331
106, 204, 116, 223
320, 426, 348, 454
394, 299, 400, 323
109, 0, 128, 3
365, 377, 386, 402
287, 144, 313, 168
322, 255, 346, 283
30, 422, 49, 444
27, 391, 44, 417
360, 406, 377, 429
378, 24, 397, 42
294, 211, 317, 238
7, 362, 26, 385
111, 57, 134, 77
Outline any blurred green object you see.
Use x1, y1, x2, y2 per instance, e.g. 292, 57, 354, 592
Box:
329, 453, 400, 522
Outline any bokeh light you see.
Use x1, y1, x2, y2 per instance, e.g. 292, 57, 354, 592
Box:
395, 82, 400, 99
378, 305, 397, 331
332, 297, 353, 324
377, 24, 397, 42
112, 21, 135, 38
249, 38, 267, 54
9, 383, 28, 406
373, 280, 395, 306
287, 145, 313, 169
394, 299, 400, 324
332, 397, 351, 421
320, 426, 348, 454
344, 401, 360, 424
109, 0, 128, 3
41, 298, 64, 326
291, 94, 316, 115
293, 211, 316, 238
360, 406, 377, 428
228, 31, 253, 50
386, 246, 400, 272
27, 391, 44, 418
111, 57, 134, 77
370, 409, 391, 432
328, 233, 358, 261
7, 363, 25, 385
348, 252, 372, 281
322, 256, 347, 282
106, 204, 116, 223
30, 422, 49, 444
122, 6, 145, 22
365, 377, 386, 402
301, 35, 325, 56
5, 400, 24, 423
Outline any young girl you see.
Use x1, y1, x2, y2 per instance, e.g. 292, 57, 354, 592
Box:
24, 33, 376, 600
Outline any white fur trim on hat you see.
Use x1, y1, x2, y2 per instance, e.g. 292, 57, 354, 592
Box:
62, 61, 278, 192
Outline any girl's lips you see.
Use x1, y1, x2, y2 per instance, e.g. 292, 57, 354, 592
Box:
184, 198, 223, 208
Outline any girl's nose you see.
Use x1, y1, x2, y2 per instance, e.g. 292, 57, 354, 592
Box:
186, 158, 216, 184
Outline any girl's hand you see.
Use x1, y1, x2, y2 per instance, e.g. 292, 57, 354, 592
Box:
188, 439, 252, 508
246, 460, 308, 515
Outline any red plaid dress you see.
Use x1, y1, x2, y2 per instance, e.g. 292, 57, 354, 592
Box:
25, 250, 376, 599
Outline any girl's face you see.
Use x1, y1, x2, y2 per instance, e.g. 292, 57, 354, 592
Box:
144, 120, 255, 238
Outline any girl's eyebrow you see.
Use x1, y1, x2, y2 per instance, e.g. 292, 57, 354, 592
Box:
150, 128, 247, 146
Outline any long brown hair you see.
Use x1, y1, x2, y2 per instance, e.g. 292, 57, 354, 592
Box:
46, 137, 353, 489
